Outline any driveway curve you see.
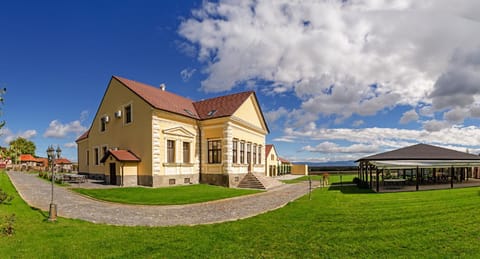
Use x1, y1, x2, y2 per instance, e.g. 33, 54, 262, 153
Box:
7, 171, 318, 226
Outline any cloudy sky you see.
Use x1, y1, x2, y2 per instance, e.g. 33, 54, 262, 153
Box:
1, 0, 480, 163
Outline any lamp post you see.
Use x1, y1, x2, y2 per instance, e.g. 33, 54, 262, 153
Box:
47, 145, 62, 222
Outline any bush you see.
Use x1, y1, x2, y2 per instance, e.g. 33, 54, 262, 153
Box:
1, 214, 15, 236
0, 188, 14, 204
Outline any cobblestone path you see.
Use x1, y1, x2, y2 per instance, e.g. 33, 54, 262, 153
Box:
7, 171, 318, 226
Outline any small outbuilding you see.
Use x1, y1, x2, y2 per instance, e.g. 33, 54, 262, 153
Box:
356, 143, 480, 192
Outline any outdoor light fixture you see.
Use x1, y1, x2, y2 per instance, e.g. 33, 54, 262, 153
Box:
47, 145, 62, 222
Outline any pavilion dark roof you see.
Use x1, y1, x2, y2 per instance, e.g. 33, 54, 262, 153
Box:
357, 143, 480, 162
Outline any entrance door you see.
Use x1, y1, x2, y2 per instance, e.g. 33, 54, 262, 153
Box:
109, 163, 117, 185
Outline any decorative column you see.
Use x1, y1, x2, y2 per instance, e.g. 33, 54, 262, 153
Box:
223, 122, 233, 174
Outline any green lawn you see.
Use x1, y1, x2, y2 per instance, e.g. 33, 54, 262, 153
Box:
2, 171, 480, 257
282, 173, 356, 184
71, 185, 261, 205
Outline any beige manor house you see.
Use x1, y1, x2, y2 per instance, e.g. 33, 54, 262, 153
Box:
76, 76, 285, 188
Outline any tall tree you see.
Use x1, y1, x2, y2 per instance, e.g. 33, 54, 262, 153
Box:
9, 137, 36, 156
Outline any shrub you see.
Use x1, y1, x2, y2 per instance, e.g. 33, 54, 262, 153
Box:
1, 214, 15, 236
0, 188, 14, 204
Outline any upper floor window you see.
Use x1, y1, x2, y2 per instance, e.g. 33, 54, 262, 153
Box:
232, 139, 238, 164
124, 104, 132, 124
100, 117, 107, 132
167, 140, 175, 163
183, 142, 190, 163
208, 140, 222, 164
271, 154, 274, 160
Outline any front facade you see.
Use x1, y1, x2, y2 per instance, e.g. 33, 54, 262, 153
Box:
77, 76, 269, 187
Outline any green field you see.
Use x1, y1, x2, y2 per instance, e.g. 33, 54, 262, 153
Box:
71, 185, 261, 205
282, 173, 356, 184
2, 171, 480, 258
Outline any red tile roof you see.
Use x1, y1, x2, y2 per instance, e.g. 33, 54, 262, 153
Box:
100, 149, 141, 163
77, 76, 268, 141
193, 91, 254, 119
19, 154, 36, 162
76, 129, 90, 142
114, 76, 200, 119
265, 144, 274, 156
55, 158, 72, 164
279, 157, 290, 163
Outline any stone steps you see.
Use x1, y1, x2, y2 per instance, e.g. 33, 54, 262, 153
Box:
237, 172, 283, 190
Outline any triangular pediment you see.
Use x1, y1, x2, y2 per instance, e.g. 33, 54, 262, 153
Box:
232, 95, 269, 133
162, 126, 196, 138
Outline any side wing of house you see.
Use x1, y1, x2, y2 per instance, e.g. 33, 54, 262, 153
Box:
265, 145, 279, 176
77, 77, 154, 185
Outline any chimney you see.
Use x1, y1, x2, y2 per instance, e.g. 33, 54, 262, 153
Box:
159, 83, 166, 91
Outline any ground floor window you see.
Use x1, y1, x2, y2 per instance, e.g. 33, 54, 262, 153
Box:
208, 140, 222, 164
233, 139, 238, 163
167, 140, 175, 163
183, 142, 190, 163
94, 148, 99, 165
253, 144, 257, 164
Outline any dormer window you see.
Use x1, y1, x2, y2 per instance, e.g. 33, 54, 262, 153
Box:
184, 109, 194, 117
207, 109, 217, 116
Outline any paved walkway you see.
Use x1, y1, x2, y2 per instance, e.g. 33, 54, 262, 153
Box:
7, 171, 318, 226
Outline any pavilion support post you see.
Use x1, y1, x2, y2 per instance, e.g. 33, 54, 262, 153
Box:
376, 169, 380, 193
357, 164, 360, 180
416, 166, 419, 191
369, 165, 373, 189
433, 168, 436, 184
403, 169, 406, 179
450, 166, 454, 189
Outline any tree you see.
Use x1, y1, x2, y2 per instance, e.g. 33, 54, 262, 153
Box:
9, 137, 36, 156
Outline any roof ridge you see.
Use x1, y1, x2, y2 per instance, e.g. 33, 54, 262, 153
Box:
113, 75, 196, 102
193, 90, 254, 105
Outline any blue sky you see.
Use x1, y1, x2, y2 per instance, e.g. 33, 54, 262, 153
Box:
2, 1, 480, 163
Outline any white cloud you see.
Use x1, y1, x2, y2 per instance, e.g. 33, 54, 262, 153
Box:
179, 0, 480, 125
422, 120, 451, 132
282, 123, 480, 149
352, 120, 364, 127
443, 107, 468, 124
180, 68, 197, 82
64, 142, 77, 148
43, 120, 87, 138
265, 107, 289, 124
399, 109, 419, 124
303, 141, 380, 154
80, 110, 89, 122
1, 128, 37, 144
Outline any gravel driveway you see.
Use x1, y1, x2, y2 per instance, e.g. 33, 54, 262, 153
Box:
7, 171, 318, 226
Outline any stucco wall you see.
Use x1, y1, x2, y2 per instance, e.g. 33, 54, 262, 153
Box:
292, 164, 309, 175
